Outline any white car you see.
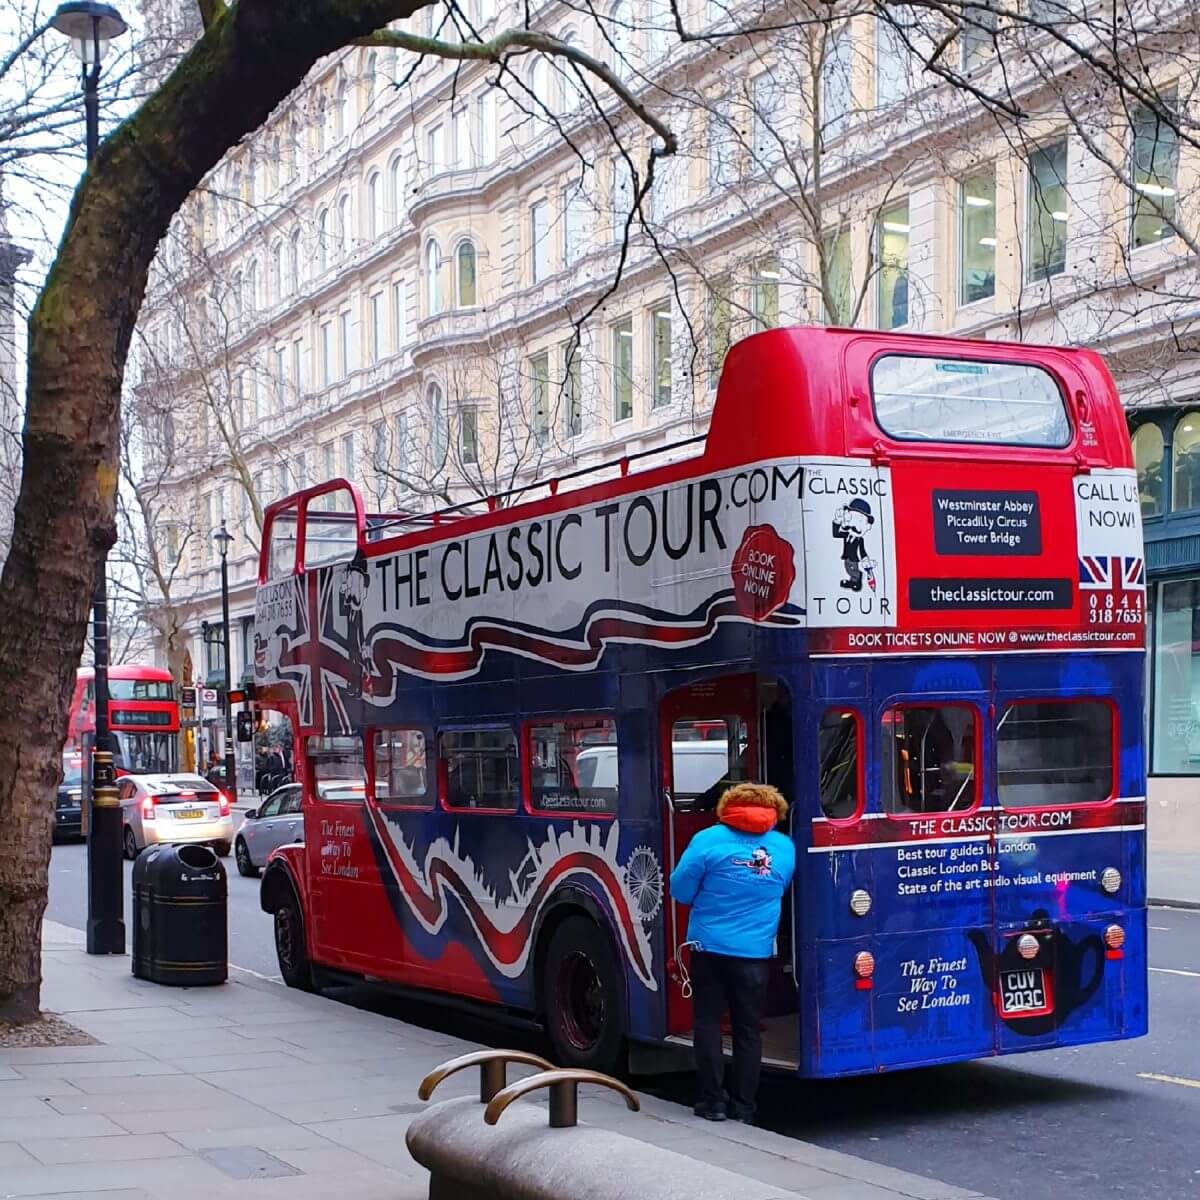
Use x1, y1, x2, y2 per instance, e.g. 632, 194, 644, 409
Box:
118, 773, 234, 859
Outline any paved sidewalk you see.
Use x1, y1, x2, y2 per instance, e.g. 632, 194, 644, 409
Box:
0, 922, 994, 1200
1150, 848, 1200, 909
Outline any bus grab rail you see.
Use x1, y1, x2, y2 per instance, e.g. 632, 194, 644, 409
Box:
484, 1069, 640, 1129
417, 1049, 553, 1104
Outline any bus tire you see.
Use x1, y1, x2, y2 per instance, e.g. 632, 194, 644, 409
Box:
273, 882, 315, 993
542, 915, 624, 1074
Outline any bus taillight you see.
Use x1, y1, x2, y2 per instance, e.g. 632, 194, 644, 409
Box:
853, 951, 875, 989
1104, 924, 1125, 959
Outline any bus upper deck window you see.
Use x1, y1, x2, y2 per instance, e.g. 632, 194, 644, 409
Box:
529, 717, 619, 816
307, 735, 366, 802
998, 700, 1113, 808
441, 729, 520, 811
374, 729, 429, 807
872, 354, 1071, 448
818, 709, 861, 820
882, 705, 977, 816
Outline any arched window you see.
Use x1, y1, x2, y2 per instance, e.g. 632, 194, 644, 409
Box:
456, 240, 477, 307
365, 51, 378, 107
426, 240, 443, 315
1173, 413, 1200, 512
232, 271, 243, 319
609, 0, 632, 79
334, 75, 349, 139
389, 155, 405, 226
269, 240, 283, 302
246, 260, 259, 311
317, 207, 330, 273
337, 194, 351, 256
315, 92, 328, 155
367, 172, 382, 241
558, 31, 583, 110
1133, 422, 1164, 517
530, 56, 553, 118
289, 228, 302, 294
268, 135, 281, 193
428, 382, 448, 467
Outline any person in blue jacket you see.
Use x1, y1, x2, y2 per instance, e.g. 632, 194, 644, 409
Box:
669, 781, 796, 1123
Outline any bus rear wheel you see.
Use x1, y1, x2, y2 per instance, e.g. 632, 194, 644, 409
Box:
542, 916, 624, 1074
273, 884, 315, 993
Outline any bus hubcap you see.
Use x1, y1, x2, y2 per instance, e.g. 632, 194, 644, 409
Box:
558, 951, 605, 1051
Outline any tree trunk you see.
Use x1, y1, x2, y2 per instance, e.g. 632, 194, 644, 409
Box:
0, 0, 422, 1020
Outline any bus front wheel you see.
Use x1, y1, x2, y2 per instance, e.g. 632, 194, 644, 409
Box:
542, 916, 624, 1074
273, 883, 315, 993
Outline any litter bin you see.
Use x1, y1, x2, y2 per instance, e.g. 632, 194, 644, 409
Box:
132, 843, 228, 986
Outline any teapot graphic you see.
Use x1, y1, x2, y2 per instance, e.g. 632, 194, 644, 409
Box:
968, 910, 1105, 1036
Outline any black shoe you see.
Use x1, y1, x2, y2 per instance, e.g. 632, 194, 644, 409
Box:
694, 1102, 727, 1122
728, 1106, 756, 1125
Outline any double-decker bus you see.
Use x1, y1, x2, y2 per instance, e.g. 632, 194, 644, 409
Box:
67, 666, 180, 776
253, 327, 1147, 1078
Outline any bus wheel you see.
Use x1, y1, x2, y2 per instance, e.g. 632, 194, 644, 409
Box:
543, 916, 624, 1073
122, 827, 137, 861
273, 884, 315, 992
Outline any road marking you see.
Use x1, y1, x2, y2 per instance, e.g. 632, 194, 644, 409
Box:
1138, 1072, 1200, 1090
1150, 925, 1170, 931
1149, 966, 1200, 978
230, 963, 284, 985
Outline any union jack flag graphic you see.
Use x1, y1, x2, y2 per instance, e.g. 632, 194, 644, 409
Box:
1078, 555, 1145, 591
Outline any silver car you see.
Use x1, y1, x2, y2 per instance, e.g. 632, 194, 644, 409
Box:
119, 774, 235, 859
235, 783, 303, 878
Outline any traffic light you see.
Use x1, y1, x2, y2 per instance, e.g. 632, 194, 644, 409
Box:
236, 710, 255, 742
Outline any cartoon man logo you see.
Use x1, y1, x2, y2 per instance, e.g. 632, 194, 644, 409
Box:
832, 498, 878, 594
338, 549, 370, 699
733, 847, 774, 877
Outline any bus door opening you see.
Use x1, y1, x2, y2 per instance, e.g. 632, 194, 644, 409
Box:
660, 674, 796, 1040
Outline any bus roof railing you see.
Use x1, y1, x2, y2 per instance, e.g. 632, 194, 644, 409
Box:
366, 434, 707, 542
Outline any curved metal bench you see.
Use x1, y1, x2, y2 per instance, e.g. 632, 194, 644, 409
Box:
406, 1049, 799, 1200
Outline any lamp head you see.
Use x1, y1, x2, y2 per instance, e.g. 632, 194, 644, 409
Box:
50, 2, 127, 66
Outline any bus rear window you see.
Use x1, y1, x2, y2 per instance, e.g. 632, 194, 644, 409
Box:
997, 701, 1113, 808
882, 704, 977, 815
872, 355, 1071, 447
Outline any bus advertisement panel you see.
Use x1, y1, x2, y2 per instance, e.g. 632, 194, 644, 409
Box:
253, 327, 1146, 1079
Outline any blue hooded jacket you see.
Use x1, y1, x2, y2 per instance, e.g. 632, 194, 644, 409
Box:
669, 822, 796, 959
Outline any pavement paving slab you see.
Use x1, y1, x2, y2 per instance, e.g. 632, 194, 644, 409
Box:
0, 920, 1000, 1200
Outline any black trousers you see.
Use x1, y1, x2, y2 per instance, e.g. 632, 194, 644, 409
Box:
691, 950, 770, 1115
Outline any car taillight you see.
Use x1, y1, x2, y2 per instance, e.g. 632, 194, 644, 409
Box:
141, 796, 156, 821
218, 793, 231, 817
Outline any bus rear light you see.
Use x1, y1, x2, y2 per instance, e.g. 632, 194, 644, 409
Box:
853, 951, 875, 979
849, 889, 872, 917
1101, 867, 1121, 895
1017, 934, 1040, 960
1104, 924, 1125, 952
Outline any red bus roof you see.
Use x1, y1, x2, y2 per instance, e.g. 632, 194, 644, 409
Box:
75, 665, 173, 682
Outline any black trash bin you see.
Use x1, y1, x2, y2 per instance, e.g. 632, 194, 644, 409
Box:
132, 843, 228, 986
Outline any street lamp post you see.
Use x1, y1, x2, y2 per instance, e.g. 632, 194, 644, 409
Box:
214, 522, 238, 803
50, 0, 128, 957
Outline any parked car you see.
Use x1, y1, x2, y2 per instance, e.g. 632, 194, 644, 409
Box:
235, 783, 303, 877
54, 754, 84, 841
118, 773, 234, 859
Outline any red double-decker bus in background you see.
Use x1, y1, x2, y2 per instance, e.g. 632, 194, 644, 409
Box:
66, 666, 180, 776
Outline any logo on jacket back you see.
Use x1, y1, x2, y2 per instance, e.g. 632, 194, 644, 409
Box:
733, 847, 773, 877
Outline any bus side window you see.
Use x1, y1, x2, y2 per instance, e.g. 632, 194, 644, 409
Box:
817, 709, 861, 820
528, 717, 618, 816
441, 729, 520, 812
882, 705, 977, 816
374, 728, 430, 808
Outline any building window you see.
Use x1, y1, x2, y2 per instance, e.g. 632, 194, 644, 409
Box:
334, 76, 349, 138
392, 279, 406, 350
338, 309, 351, 377
611, 317, 633, 422
426, 240, 443, 315
389, 155, 405, 225
1153, 581, 1200, 773
822, 230, 853, 325
274, 346, 287, 409
1131, 95, 1178, 248
341, 433, 356, 481
456, 240, 477, 307
531, 352, 550, 445
563, 182, 587, 266
320, 320, 333, 387
368, 291, 383, 363
440, 729, 520, 811
876, 199, 910, 329
960, 7, 997, 71
288, 229, 301, 294
959, 168, 996, 304
1173, 411, 1200, 511
876, 11, 917, 106
707, 104, 735, 191
270, 241, 282, 303
528, 717, 619, 815
451, 106, 469, 170
317, 208, 329, 273
460, 406, 479, 464
425, 122, 445, 174
1027, 139, 1068, 280
366, 172, 381, 241
364, 51, 378, 107
530, 201, 551, 283
752, 258, 781, 331
291, 338, 303, 397
610, 155, 632, 242
821, 24, 851, 139
561, 340, 583, 437
707, 281, 732, 391
750, 72, 782, 167
1132, 422, 1164, 517
650, 302, 672, 409
881, 704, 977, 814
428, 382, 447, 467
337, 194, 351, 257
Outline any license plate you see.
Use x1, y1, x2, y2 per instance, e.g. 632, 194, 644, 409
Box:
1000, 968, 1049, 1015
174, 808, 205, 820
